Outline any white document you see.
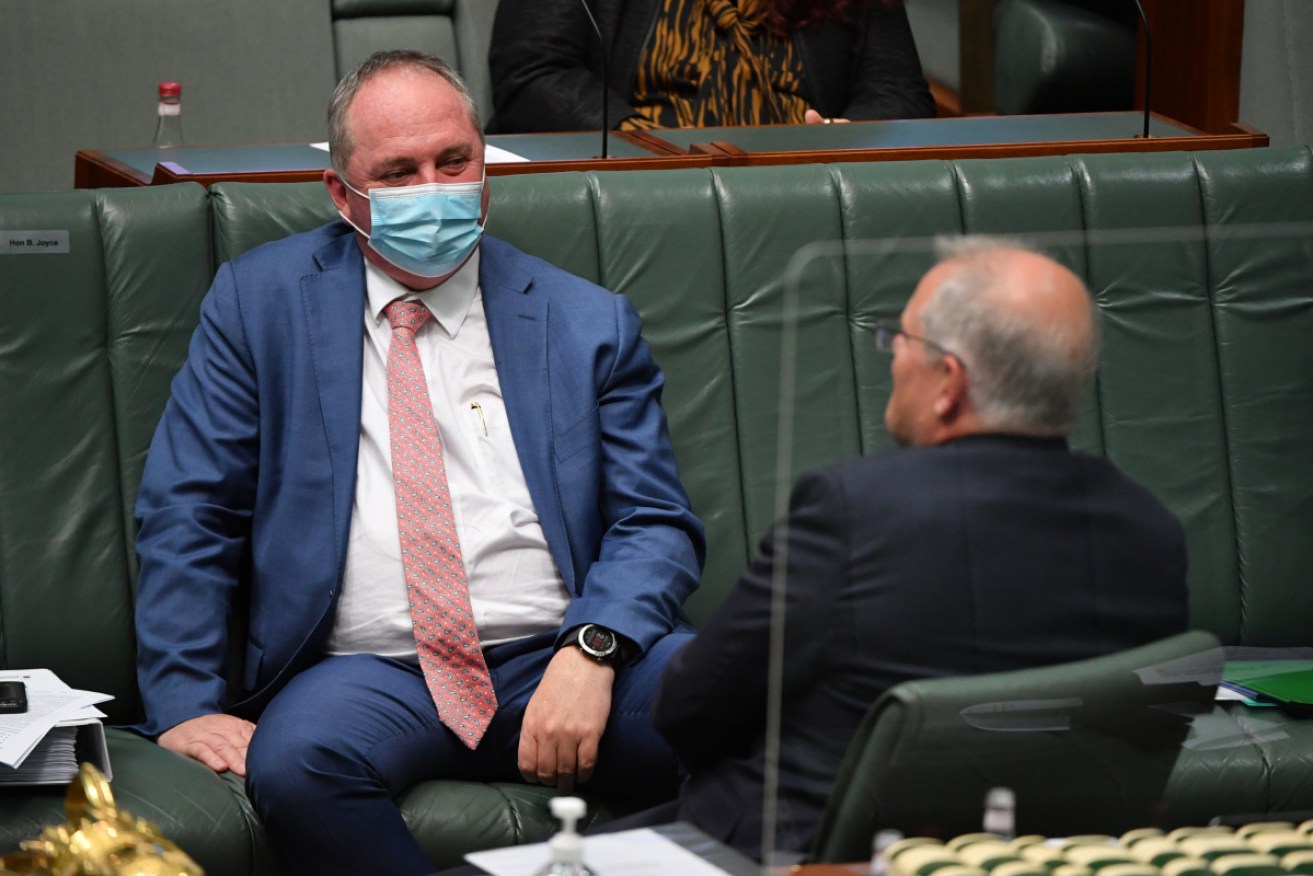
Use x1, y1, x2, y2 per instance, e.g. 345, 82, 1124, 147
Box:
0, 726, 77, 785
466, 828, 735, 876
0, 669, 113, 770
485, 144, 529, 164
1215, 684, 1249, 702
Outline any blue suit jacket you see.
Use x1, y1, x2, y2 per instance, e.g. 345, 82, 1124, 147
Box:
134, 223, 704, 737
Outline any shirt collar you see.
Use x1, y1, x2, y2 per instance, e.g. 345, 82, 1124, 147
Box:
364, 248, 481, 338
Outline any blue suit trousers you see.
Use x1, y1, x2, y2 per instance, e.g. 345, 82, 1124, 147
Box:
245, 630, 692, 876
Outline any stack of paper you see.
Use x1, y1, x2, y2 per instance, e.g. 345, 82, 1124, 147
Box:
467, 828, 743, 876
0, 669, 113, 785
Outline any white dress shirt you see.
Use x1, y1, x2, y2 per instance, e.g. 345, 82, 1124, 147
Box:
327, 250, 570, 659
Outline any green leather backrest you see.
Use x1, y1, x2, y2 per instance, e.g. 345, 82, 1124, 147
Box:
811, 630, 1224, 861
2, 148, 1311, 719
993, 0, 1138, 115
204, 148, 1313, 641
333, 0, 458, 86
0, 185, 213, 722
330, 0, 500, 124
209, 183, 336, 263
503, 151, 1313, 640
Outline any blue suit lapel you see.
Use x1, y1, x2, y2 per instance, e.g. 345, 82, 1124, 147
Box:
480, 240, 575, 591
301, 233, 365, 568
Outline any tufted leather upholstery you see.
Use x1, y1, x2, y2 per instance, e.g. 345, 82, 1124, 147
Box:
2, 147, 1312, 870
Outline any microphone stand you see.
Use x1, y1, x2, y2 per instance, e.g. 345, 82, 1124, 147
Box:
578, 0, 610, 158
1133, 0, 1152, 139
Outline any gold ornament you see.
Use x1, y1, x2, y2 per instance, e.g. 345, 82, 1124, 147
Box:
0, 763, 203, 875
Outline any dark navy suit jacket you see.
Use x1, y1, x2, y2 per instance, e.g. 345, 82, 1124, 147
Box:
654, 434, 1188, 859
134, 223, 704, 737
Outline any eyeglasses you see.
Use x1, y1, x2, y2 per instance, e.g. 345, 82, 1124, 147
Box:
873, 320, 964, 367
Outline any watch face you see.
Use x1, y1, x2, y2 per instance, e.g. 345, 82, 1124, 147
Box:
579, 625, 617, 657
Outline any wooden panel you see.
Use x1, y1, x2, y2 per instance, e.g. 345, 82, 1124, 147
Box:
73, 151, 150, 188
76, 112, 1269, 189
958, 0, 996, 114
1136, 0, 1246, 133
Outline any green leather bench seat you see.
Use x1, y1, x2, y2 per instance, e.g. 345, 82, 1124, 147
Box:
2, 146, 1313, 872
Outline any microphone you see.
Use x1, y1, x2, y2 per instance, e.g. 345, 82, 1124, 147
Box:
578, 0, 610, 159
1133, 0, 1152, 139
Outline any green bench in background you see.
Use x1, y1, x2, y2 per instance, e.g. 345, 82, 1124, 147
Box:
1, 146, 1312, 872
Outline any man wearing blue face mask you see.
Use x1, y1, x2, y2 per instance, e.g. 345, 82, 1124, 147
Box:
132, 50, 705, 876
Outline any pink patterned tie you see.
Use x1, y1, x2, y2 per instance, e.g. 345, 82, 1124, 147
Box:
384, 299, 497, 749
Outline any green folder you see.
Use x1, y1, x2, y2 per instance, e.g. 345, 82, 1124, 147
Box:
1222, 660, 1313, 713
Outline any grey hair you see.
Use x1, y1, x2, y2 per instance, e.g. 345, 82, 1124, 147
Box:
918, 235, 1101, 436
327, 50, 484, 177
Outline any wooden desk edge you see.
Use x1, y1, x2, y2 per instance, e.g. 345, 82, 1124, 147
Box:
618, 130, 690, 156
150, 164, 326, 187
115, 153, 712, 189
711, 130, 1266, 168
1228, 121, 1270, 144
687, 141, 748, 165
77, 119, 1268, 189
486, 154, 713, 176
74, 150, 150, 188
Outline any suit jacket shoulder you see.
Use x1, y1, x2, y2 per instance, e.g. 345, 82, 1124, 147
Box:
223, 221, 359, 293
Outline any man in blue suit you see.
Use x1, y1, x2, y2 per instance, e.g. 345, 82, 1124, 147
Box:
133, 50, 704, 875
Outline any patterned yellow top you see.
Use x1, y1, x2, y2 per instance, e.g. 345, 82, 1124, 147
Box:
623, 0, 809, 130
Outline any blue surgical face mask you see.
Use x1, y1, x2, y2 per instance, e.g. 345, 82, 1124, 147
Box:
339, 172, 485, 278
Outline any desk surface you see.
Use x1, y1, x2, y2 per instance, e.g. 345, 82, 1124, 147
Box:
658, 111, 1197, 152
74, 130, 698, 188
100, 143, 332, 179
74, 113, 1267, 189
662, 112, 1266, 167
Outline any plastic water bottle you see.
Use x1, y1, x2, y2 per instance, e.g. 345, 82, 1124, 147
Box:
153, 81, 184, 148
533, 797, 597, 876
870, 828, 904, 876
982, 787, 1016, 841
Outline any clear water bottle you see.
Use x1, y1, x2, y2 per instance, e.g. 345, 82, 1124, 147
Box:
982, 787, 1016, 841
534, 797, 597, 876
154, 81, 184, 148
870, 828, 904, 876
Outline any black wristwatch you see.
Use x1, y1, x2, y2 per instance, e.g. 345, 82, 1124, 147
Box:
567, 624, 624, 667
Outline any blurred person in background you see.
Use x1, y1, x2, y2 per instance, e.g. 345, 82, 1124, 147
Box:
489, 0, 935, 133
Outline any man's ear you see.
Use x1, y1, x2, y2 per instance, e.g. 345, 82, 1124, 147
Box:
324, 169, 349, 215
934, 355, 969, 420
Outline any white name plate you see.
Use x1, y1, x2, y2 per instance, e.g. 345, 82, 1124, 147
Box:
1, 231, 70, 254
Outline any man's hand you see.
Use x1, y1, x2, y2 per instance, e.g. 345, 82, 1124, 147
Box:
518, 646, 615, 794
157, 714, 256, 776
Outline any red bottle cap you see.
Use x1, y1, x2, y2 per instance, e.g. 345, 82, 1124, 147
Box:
158, 81, 182, 98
